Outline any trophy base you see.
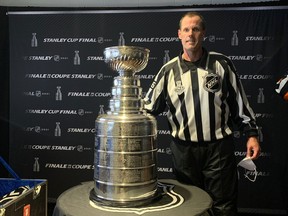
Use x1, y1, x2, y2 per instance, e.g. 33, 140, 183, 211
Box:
89, 183, 165, 208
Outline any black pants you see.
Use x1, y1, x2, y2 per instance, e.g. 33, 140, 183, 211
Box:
170, 135, 238, 216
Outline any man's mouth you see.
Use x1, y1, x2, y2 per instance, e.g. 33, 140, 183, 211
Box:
187, 40, 195, 44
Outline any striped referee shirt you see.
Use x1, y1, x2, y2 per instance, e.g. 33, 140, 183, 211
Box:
144, 48, 258, 142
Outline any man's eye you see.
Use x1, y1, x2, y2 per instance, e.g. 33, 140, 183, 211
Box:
193, 28, 200, 32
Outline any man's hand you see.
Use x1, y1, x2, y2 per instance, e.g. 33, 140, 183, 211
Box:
246, 136, 261, 160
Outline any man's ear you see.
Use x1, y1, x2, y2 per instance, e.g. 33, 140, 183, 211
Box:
178, 29, 181, 39
202, 30, 206, 39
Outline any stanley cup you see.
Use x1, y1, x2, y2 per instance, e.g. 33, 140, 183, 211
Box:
90, 46, 159, 207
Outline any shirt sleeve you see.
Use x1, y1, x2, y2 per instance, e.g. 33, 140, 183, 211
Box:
143, 67, 167, 116
223, 58, 259, 138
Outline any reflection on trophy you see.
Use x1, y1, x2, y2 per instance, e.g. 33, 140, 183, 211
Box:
90, 46, 160, 207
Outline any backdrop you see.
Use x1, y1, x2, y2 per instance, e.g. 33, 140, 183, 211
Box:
7, 6, 288, 214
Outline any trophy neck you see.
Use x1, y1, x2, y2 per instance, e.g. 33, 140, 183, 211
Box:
118, 70, 135, 77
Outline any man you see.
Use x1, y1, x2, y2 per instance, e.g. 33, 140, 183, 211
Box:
144, 12, 261, 215
274, 75, 288, 215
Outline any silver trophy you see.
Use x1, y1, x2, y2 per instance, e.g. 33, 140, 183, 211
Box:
90, 46, 160, 207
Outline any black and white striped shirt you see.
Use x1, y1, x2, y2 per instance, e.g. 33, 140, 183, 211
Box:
144, 49, 258, 142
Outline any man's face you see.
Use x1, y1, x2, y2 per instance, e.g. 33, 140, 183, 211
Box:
178, 15, 205, 53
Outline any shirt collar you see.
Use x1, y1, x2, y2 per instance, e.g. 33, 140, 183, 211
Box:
179, 48, 208, 73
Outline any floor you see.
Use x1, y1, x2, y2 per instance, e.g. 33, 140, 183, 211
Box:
48, 203, 54, 216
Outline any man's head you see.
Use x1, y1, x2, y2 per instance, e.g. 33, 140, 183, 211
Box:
178, 12, 206, 54
179, 12, 206, 30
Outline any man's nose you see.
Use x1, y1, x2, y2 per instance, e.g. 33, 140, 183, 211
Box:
188, 29, 194, 36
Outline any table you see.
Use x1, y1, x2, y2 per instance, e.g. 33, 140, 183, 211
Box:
53, 179, 212, 216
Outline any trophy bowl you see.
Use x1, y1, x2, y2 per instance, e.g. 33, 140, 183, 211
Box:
104, 46, 150, 74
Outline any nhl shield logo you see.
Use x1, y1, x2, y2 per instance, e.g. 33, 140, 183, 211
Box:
203, 73, 221, 93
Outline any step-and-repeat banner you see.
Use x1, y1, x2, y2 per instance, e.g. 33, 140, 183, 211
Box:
8, 6, 288, 214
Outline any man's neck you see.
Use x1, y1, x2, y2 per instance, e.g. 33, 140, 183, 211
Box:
182, 48, 203, 62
